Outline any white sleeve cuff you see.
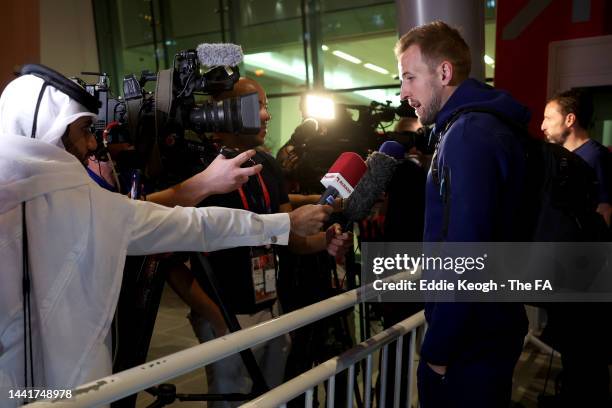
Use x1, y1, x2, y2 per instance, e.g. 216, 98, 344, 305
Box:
261, 212, 290, 245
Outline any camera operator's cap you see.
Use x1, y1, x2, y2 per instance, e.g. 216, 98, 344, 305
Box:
0, 64, 98, 147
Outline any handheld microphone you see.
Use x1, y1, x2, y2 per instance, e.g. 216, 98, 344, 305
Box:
318, 152, 367, 205
196, 43, 244, 67
343, 147, 401, 221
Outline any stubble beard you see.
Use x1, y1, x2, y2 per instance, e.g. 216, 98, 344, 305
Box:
418, 83, 443, 127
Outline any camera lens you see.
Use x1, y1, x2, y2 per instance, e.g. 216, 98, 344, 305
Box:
189, 92, 260, 134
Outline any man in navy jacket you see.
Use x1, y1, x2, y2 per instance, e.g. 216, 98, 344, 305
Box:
395, 21, 529, 407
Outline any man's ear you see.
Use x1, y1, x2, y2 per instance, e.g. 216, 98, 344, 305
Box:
439, 61, 453, 86
60, 125, 71, 146
565, 112, 577, 128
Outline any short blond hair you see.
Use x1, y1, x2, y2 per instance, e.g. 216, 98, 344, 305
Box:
395, 21, 471, 85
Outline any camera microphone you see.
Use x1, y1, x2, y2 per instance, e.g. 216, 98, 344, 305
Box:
343, 143, 404, 221
196, 43, 244, 67
318, 152, 367, 205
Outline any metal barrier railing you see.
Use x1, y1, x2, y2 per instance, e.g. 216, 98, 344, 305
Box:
28, 272, 416, 408
241, 311, 426, 408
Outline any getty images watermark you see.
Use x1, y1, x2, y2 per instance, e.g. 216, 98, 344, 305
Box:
361, 242, 612, 302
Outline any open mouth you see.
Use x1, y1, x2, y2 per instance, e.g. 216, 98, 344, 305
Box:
409, 100, 422, 116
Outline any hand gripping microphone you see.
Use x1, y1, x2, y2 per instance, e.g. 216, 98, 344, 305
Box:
343, 142, 405, 221
318, 152, 367, 205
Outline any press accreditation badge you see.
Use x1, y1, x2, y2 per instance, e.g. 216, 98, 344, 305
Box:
250, 246, 277, 304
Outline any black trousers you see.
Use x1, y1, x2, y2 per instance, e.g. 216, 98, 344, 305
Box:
417, 337, 523, 408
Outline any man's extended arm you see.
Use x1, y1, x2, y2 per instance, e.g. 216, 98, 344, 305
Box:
125, 199, 331, 255
146, 150, 263, 207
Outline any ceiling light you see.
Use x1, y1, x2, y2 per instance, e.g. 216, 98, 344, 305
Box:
321, 44, 329, 51
332, 50, 362, 64
484, 54, 495, 66
363, 63, 389, 75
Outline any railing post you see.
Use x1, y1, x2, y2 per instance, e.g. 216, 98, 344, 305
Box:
347, 364, 355, 408
305, 388, 314, 408
327, 375, 336, 408
407, 329, 416, 408
394, 336, 404, 408
380, 345, 389, 407
365, 354, 373, 408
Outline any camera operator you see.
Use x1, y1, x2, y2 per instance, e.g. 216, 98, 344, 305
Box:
0, 68, 332, 405
280, 106, 354, 188
180, 77, 351, 407
276, 122, 344, 211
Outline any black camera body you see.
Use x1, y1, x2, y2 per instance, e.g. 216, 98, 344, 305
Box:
76, 73, 128, 144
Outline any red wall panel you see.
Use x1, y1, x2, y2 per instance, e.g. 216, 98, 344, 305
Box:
495, 0, 612, 136
0, 0, 40, 92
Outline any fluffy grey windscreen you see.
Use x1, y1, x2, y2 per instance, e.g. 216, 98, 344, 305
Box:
196, 43, 243, 67
343, 152, 398, 221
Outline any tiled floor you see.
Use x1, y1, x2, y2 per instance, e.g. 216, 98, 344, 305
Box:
130, 285, 602, 407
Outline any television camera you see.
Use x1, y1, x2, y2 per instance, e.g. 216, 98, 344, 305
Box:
75, 43, 260, 189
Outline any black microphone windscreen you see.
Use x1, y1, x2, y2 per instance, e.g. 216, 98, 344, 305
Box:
344, 151, 398, 221
196, 43, 243, 67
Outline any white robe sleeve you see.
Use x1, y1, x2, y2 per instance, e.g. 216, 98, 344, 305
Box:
125, 200, 290, 255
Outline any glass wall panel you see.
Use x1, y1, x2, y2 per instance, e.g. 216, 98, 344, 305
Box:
233, 0, 309, 153
321, 2, 399, 106
240, 0, 303, 25
266, 94, 302, 154
96, 0, 476, 157
117, 0, 162, 75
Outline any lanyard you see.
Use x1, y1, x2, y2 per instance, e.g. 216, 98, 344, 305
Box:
238, 172, 271, 213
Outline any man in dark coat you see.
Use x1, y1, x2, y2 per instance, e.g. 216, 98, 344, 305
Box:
395, 21, 529, 408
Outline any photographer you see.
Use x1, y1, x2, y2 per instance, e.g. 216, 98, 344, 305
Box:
0, 68, 331, 404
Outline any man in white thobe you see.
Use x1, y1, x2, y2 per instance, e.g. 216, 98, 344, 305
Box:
0, 69, 330, 406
